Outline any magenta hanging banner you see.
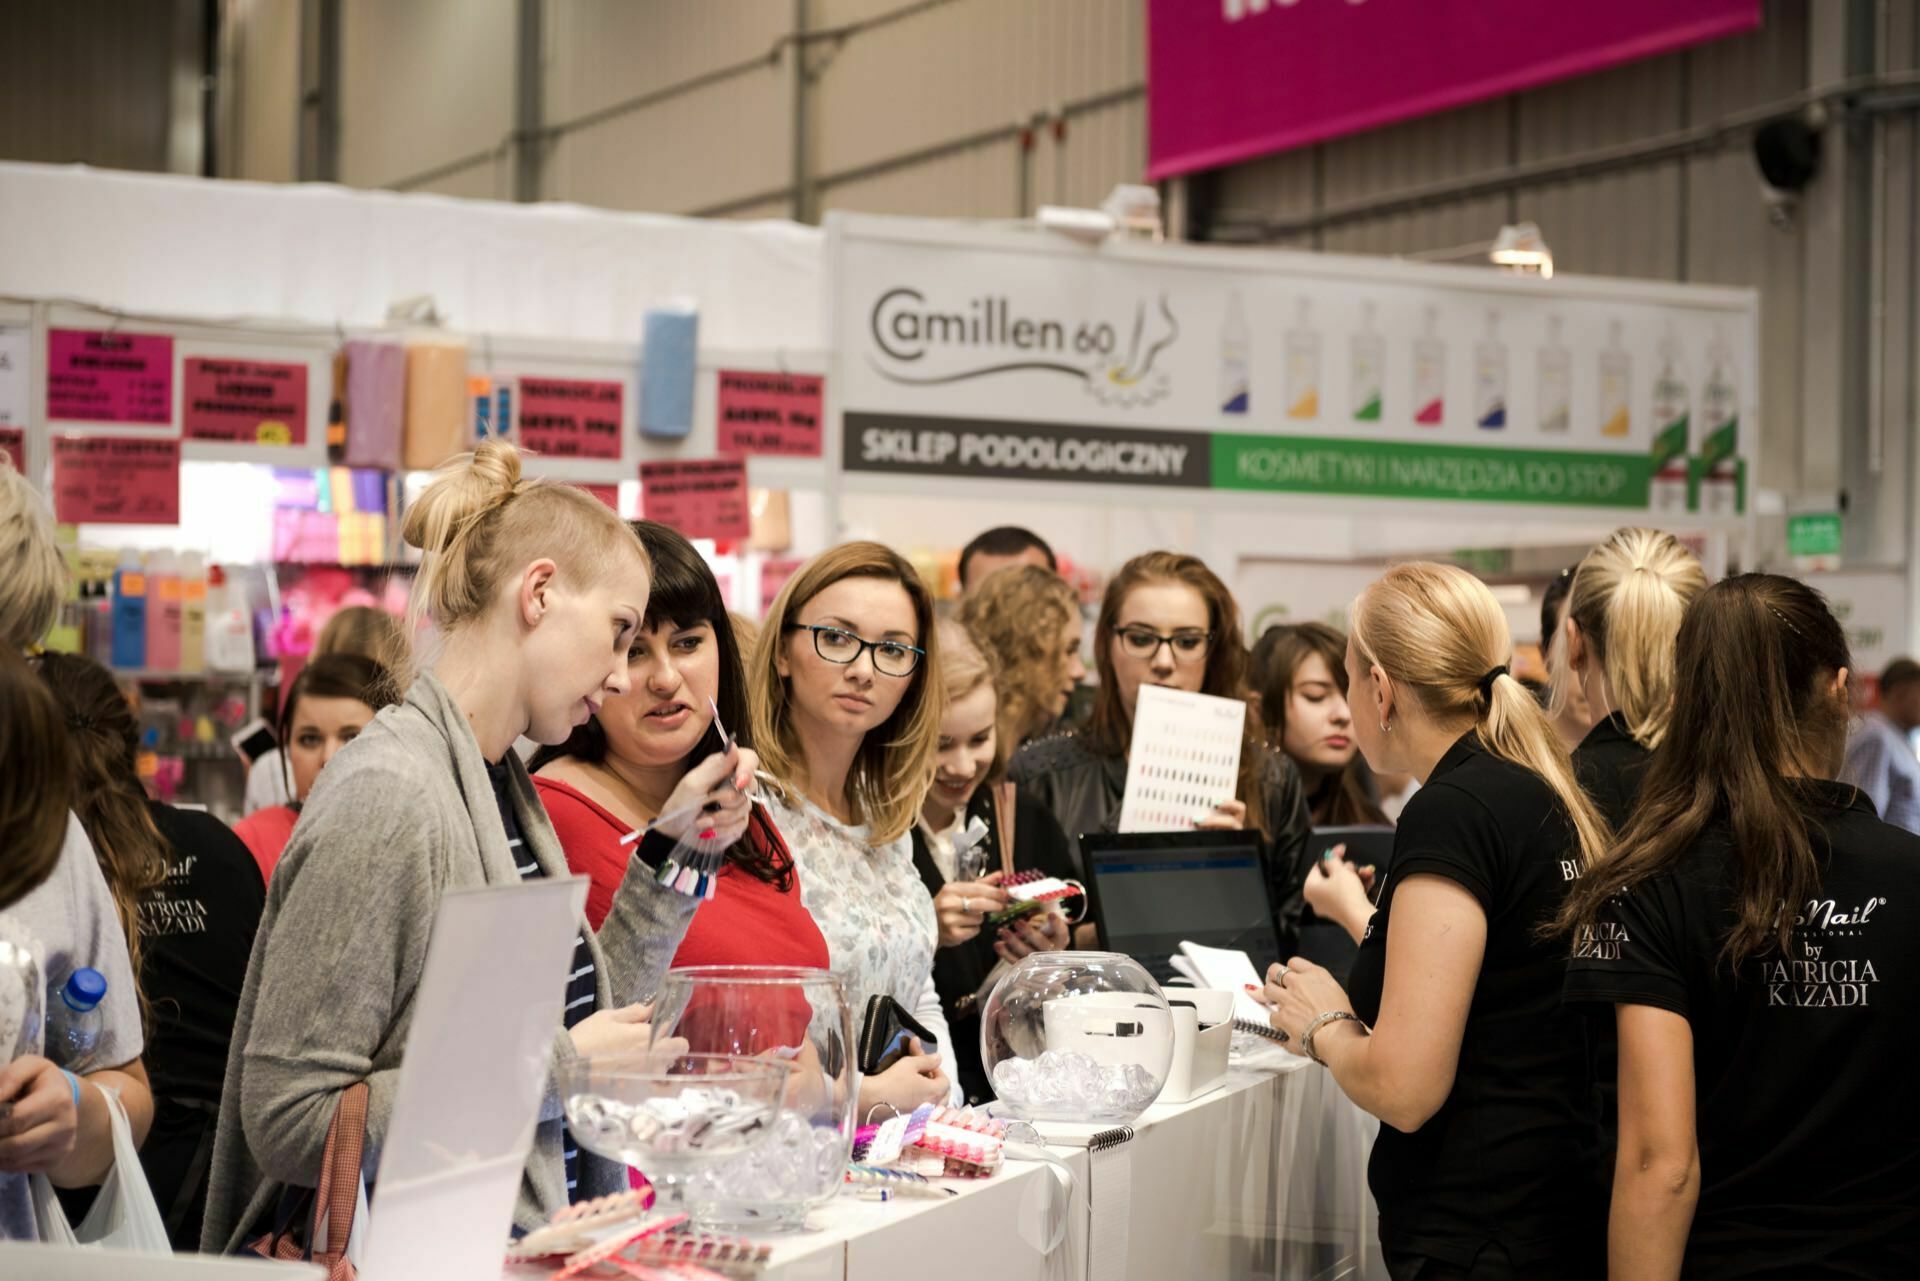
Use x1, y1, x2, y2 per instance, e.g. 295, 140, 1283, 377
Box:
1146, 0, 1761, 180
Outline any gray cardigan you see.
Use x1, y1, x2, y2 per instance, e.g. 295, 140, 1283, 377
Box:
201, 673, 697, 1251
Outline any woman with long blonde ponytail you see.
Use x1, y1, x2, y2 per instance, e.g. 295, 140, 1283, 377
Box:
1553, 527, 1708, 830
1259, 562, 1606, 1281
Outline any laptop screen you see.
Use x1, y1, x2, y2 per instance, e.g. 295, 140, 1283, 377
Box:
1081, 832, 1279, 983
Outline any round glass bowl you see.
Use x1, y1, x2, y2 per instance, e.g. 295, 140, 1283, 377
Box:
980, 951, 1174, 1125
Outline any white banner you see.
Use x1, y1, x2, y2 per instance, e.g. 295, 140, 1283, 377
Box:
831, 214, 1758, 515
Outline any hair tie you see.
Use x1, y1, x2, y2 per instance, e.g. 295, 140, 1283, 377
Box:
66, 712, 95, 731
1476, 666, 1509, 699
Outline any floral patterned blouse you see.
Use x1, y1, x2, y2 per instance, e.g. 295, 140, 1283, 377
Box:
760, 788, 939, 1017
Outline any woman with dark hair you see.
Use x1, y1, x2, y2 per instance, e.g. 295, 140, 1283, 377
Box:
0, 648, 71, 911
533, 521, 826, 973
32, 651, 263, 1249
1253, 622, 1388, 829
1562, 575, 1920, 1280
1009, 551, 1312, 946
232, 653, 400, 885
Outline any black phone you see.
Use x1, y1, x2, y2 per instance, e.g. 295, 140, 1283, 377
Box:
230, 717, 278, 766
856, 994, 938, 1076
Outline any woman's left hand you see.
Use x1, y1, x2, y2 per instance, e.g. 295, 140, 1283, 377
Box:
1260, 957, 1356, 1060
1195, 798, 1247, 831
994, 909, 1070, 962
652, 746, 760, 847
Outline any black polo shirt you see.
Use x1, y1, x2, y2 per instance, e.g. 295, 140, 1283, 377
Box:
1347, 733, 1599, 1271
1564, 781, 1920, 1279
1573, 711, 1651, 833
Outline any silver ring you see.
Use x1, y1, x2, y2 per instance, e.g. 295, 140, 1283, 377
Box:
962, 896, 973, 914
1275, 966, 1289, 984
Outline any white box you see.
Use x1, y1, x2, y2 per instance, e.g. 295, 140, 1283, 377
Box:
1159, 989, 1234, 1104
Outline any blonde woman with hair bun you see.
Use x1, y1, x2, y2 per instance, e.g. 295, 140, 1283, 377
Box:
1554, 527, 1708, 830
1259, 562, 1608, 1281
203, 442, 757, 1250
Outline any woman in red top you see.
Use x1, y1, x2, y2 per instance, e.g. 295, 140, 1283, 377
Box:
232, 654, 398, 885
533, 521, 827, 972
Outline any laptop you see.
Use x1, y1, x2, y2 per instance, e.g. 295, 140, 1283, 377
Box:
1079, 830, 1279, 985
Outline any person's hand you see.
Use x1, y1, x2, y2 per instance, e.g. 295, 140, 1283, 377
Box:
1261, 958, 1359, 1061
934, 873, 1010, 948
569, 1002, 683, 1061
994, 908, 1069, 962
1195, 798, 1247, 831
653, 747, 760, 848
0, 1056, 79, 1175
857, 1038, 950, 1117
1304, 846, 1376, 939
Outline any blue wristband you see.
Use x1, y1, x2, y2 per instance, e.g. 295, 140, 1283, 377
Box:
59, 1069, 80, 1110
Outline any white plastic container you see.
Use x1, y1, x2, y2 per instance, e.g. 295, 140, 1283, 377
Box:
1160, 988, 1233, 1104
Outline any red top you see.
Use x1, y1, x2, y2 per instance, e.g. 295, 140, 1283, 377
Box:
533, 775, 830, 971
231, 805, 298, 887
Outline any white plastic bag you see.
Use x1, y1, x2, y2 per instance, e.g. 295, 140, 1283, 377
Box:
29, 1082, 170, 1254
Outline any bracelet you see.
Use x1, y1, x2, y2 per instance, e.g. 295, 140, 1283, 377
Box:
59, 1069, 81, 1110
1301, 1010, 1364, 1066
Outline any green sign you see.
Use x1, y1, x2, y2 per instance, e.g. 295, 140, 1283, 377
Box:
1213, 434, 1653, 507
1788, 512, 1843, 560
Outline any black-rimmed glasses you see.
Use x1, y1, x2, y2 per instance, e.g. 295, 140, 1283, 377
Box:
787, 623, 925, 677
1114, 626, 1214, 664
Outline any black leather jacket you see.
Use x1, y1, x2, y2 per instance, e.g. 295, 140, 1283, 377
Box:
1007, 731, 1316, 954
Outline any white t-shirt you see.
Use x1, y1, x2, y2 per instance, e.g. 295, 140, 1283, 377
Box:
243, 750, 291, 815
0, 815, 145, 1241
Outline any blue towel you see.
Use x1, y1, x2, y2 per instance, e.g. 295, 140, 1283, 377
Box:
639, 307, 699, 439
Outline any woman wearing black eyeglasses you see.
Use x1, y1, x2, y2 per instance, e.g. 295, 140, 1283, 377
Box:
1010, 551, 1313, 950
747, 541, 958, 1119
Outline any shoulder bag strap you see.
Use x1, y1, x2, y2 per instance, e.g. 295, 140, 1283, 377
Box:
993, 781, 1018, 876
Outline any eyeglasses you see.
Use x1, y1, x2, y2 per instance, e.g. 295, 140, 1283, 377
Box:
1114, 626, 1214, 664
787, 623, 925, 677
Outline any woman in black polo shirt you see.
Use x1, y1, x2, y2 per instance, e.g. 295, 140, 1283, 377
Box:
1554, 526, 1708, 830
1261, 561, 1610, 1280
1562, 575, 1920, 1280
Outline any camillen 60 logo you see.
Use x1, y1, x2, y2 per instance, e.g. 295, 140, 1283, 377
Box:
868, 287, 1179, 409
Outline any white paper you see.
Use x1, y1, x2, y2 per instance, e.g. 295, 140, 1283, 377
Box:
1118, 684, 1246, 833
1178, 940, 1271, 1024
0, 326, 28, 426
361, 878, 589, 1281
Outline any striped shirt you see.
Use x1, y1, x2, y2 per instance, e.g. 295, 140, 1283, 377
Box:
489, 760, 595, 1201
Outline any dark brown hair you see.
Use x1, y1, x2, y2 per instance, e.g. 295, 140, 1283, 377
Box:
533, 521, 791, 889
31, 653, 170, 1009
0, 648, 72, 909
1252, 622, 1387, 828
278, 653, 401, 807
1559, 574, 1853, 965
1087, 551, 1272, 839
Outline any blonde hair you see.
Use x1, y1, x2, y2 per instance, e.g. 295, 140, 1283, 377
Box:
1551, 528, 1707, 750
400, 442, 648, 639
956, 564, 1080, 750
748, 541, 943, 844
316, 604, 411, 686
1351, 562, 1609, 873
936, 617, 1009, 784
0, 457, 66, 652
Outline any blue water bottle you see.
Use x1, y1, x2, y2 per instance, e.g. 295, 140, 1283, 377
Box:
49, 967, 107, 1072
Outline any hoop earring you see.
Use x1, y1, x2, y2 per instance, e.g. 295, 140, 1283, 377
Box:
1379, 718, 1392, 734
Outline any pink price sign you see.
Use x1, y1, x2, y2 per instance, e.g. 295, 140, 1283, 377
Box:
52, 435, 182, 525
518, 377, 623, 460
717, 370, 824, 458
183, 357, 310, 444
0, 426, 22, 473
47, 329, 175, 424
640, 458, 750, 541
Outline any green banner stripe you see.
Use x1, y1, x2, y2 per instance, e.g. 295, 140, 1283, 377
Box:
1213, 433, 1654, 507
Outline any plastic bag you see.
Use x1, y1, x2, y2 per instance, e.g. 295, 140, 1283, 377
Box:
29, 1082, 170, 1254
